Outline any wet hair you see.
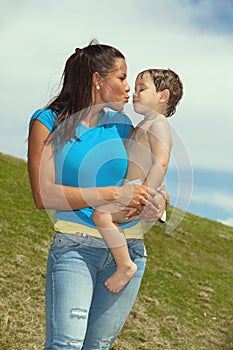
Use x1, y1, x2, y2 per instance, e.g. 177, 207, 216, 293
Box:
46, 40, 125, 147
137, 68, 183, 117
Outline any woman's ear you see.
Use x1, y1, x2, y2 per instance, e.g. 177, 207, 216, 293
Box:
159, 89, 170, 103
92, 72, 102, 90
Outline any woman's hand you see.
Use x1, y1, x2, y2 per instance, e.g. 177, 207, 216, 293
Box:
116, 184, 148, 208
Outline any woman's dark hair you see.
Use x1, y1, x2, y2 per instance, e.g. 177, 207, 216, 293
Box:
46, 40, 125, 147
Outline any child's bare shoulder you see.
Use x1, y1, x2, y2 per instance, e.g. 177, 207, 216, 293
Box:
135, 114, 169, 135
148, 113, 169, 131
146, 114, 171, 145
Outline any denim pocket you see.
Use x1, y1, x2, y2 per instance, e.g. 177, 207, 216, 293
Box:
50, 232, 84, 252
128, 240, 147, 259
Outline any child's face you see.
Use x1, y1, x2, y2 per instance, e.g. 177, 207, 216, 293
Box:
133, 73, 160, 115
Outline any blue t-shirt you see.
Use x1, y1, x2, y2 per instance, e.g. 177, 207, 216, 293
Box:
30, 108, 137, 228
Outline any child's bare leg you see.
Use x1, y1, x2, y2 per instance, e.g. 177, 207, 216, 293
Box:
93, 208, 137, 293
105, 243, 137, 294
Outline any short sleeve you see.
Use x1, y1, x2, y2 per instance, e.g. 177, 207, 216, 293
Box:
29, 109, 57, 132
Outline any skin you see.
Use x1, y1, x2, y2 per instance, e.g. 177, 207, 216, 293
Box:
92, 71, 171, 293
133, 72, 170, 117
124, 73, 171, 220
94, 59, 130, 113
28, 58, 163, 218
131, 72, 171, 187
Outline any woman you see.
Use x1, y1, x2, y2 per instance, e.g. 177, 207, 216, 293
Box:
28, 41, 166, 349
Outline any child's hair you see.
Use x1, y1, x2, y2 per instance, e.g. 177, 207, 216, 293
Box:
137, 68, 183, 117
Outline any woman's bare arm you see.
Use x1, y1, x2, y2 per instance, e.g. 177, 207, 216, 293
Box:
28, 120, 148, 210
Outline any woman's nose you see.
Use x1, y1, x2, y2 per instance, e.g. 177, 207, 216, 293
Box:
125, 81, 130, 92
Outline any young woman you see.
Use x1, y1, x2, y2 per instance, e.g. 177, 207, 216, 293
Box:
28, 41, 166, 349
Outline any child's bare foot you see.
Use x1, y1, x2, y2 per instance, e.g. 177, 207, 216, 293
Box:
104, 262, 137, 293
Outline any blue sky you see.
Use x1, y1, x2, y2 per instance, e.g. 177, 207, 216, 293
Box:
1, 0, 233, 226
187, 0, 233, 33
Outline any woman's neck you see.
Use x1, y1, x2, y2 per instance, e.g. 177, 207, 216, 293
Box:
81, 106, 102, 128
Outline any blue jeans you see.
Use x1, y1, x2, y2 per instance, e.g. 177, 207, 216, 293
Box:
45, 232, 147, 349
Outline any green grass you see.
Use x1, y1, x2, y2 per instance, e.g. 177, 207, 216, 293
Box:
0, 152, 233, 350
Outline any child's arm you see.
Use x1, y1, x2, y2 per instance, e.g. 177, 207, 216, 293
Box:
124, 117, 171, 222
143, 116, 172, 190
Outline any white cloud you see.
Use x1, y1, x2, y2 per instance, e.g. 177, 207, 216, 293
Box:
218, 217, 233, 228
0, 0, 233, 171
192, 190, 233, 212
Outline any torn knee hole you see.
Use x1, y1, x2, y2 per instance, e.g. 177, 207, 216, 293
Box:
68, 339, 83, 348
70, 308, 87, 319
99, 339, 111, 348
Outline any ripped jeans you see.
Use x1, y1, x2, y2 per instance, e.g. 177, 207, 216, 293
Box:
44, 232, 147, 349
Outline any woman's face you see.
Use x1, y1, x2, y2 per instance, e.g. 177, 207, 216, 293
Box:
99, 58, 130, 111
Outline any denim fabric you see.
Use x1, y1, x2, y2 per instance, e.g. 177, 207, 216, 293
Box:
44, 232, 147, 349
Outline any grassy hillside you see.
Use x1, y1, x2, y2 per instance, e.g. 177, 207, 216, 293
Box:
0, 153, 233, 350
